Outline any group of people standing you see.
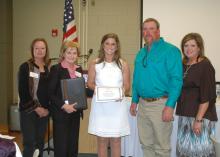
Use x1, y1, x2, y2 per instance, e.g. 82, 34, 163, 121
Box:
18, 17, 218, 157
130, 18, 217, 157
18, 40, 83, 157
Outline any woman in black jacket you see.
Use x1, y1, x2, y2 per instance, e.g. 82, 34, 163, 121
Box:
18, 38, 50, 157
48, 41, 83, 157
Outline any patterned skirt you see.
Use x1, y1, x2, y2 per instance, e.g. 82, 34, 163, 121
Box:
176, 116, 216, 157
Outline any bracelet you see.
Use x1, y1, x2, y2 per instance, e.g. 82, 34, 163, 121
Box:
195, 119, 203, 123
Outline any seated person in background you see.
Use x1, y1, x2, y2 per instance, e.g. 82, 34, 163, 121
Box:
0, 137, 16, 157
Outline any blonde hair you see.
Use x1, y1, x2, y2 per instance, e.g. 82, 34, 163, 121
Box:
59, 41, 80, 62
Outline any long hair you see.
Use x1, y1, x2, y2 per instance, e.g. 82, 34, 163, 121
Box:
59, 41, 80, 63
97, 33, 122, 69
29, 38, 50, 66
181, 33, 208, 64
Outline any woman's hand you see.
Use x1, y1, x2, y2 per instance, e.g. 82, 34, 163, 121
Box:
193, 102, 208, 135
35, 107, 49, 117
193, 120, 202, 135
42, 108, 49, 117
62, 103, 77, 113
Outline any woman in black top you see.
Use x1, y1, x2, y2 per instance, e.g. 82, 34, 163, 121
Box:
18, 38, 50, 157
176, 33, 218, 157
48, 41, 83, 157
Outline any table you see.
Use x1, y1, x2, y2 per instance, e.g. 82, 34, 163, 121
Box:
121, 97, 220, 157
121, 97, 143, 157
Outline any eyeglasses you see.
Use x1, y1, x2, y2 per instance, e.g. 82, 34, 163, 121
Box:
142, 54, 147, 68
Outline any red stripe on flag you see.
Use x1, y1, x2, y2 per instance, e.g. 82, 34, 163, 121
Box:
63, 0, 78, 42
73, 38, 78, 42
63, 25, 77, 40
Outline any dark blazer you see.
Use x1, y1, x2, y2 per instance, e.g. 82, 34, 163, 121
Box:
18, 61, 49, 112
48, 63, 83, 122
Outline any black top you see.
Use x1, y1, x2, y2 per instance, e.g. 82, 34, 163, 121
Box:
48, 63, 83, 121
176, 59, 218, 121
18, 61, 49, 112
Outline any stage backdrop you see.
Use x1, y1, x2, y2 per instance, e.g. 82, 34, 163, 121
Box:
142, 0, 220, 81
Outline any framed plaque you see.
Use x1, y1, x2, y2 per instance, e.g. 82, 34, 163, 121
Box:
96, 86, 123, 102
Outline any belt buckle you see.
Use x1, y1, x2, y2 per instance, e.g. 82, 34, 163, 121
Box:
144, 98, 158, 102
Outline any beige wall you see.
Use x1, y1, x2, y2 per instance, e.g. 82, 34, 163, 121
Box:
86, 0, 141, 95
11, 0, 141, 153
13, 0, 141, 102
143, 0, 220, 81
79, 0, 141, 153
13, 0, 64, 102
0, 0, 13, 125
12, 0, 94, 102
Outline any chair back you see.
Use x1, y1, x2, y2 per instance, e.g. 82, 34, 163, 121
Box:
33, 149, 39, 157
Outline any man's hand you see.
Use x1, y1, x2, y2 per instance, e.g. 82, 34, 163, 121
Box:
162, 106, 174, 122
130, 103, 137, 116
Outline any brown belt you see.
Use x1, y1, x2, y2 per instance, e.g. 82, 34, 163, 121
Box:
142, 96, 168, 102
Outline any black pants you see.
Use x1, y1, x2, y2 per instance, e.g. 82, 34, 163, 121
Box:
53, 114, 80, 157
20, 111, 48, 157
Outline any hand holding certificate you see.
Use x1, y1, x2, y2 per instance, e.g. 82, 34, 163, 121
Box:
96, 86, 123, 102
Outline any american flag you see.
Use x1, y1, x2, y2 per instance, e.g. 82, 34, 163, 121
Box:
63, 0, 78, 42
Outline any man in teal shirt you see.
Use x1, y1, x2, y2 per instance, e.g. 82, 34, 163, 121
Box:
130, 18, 182, 157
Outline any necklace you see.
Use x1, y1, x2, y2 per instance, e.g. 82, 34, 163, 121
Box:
183, 64, 192, 78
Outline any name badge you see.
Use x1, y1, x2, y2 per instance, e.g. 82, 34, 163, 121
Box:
64, 100, 69, 104
75, 71, 82, 77
29, 72, 39, 78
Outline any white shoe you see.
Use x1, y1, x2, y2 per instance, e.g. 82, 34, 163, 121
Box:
33, 149, 39, 157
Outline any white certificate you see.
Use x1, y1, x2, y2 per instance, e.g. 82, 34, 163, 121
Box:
96, 86, 123, 102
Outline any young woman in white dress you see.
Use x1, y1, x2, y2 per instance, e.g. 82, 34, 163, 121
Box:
88, 33, 130, 157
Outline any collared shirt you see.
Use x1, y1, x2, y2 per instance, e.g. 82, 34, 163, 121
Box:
132, 38, 183, 108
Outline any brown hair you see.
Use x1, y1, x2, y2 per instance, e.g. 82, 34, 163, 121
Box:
143, 18, 160, 29
30, 38, 50, 65
181, 33, 207, 64
97, 33, 122, 69
59, 41, 80, 62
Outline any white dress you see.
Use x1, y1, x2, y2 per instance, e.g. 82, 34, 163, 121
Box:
88, 61, 130, 137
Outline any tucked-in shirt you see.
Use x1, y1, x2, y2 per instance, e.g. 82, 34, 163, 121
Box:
176, 59, 218, 121
132, 37, 183, 108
